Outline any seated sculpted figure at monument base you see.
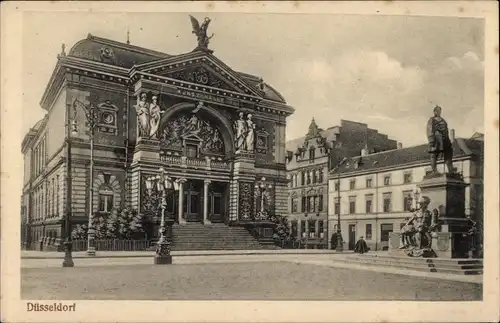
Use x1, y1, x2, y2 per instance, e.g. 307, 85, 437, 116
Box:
398, 196, 440, 258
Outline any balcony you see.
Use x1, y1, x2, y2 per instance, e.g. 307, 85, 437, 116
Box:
159, 154, 230, 171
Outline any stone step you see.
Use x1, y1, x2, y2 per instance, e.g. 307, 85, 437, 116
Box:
350, 254, 482, 264
168, 223, 268, 251
339, 256, 483, 275
355, 255, 483, 267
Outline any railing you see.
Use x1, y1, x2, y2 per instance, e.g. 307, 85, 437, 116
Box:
211, 160, 230, 170
186, 158, 206, 167
72, 239, 152, 252
160, 155, 182, 165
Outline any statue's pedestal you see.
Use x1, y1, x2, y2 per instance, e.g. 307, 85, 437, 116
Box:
419, 172, 471, 258
132, 138, 160, 163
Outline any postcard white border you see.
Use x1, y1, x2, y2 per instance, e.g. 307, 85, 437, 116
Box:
1, 1, 499, 322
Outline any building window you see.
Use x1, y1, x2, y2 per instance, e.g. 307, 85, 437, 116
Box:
365, 224, 372, 240
318, 195, 323, 212
308, 220, 316, 238
366, 178, 373, 188
349, 196, 356, 214
383, 193, 392, 212
300, 220, 306, 238
292, 198, 298, 213
349, 180, 356, 190
309, 147, 315, 161
301, 172, 305, 186
308, 196, 315, 213
334, 181, 340, 191
186, 144, 198, 158
318, 220, 324, 239
301, 196, 306, 213
383, 175, 391, 186
403, 172, 412, 184
306, 171, 311, 185
98, 185, 114, 213
318, 169, 324, 183
403, 191, 413, 211
365, 194, 373, 213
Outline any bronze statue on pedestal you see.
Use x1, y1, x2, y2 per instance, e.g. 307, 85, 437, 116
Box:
427, 105, 456, 175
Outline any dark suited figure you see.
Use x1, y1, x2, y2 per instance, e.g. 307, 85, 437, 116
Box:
354, 236, 369, 254
330, 232, 337, 250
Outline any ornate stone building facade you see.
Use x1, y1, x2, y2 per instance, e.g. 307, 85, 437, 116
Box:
21, 32, 294, 247
285, 119, 397, 248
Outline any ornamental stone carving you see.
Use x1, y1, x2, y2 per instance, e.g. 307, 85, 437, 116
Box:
233, 112, 256, 153
135, 92, 165, 139
160, 112, 224, 154
238, 182, 254, 220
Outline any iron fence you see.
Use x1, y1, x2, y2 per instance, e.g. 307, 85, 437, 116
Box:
71, 239, 152, 251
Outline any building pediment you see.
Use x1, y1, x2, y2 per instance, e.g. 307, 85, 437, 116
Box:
134, 52, 262, 98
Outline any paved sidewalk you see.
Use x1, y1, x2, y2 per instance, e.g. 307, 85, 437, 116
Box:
22, 249, 350, 259
21, 251, 483, 284
291, 259, 483, 284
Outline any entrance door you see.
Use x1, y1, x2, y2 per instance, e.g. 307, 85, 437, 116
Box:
208, 192, 223, 222
183, 181, 202, 222
348, 224, 356, 250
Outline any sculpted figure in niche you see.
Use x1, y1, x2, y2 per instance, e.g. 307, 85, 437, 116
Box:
427, 105, 455, 174
149, 95, 164, 138
246, 113, 256, 152
233, 112, 247, 151
136, 93, 150, 137
184, 113, 202, 137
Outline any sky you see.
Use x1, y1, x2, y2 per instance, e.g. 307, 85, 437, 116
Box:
22, 12, 485, 147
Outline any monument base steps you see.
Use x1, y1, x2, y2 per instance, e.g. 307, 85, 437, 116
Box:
339, 253, 483, 275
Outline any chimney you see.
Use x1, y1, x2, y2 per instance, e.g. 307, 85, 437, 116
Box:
449, 129, 455, 141
397, 142, 403, 149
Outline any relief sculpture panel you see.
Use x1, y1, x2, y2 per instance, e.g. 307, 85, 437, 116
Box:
159, 112, 225, 154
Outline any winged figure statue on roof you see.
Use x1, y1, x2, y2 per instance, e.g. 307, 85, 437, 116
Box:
189, 15, 214, 53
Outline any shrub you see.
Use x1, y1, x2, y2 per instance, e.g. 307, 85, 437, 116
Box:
71, 207, 145, 240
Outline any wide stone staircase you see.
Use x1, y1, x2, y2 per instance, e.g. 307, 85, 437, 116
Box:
170, 223, 276, 251
338, 253, 483, 275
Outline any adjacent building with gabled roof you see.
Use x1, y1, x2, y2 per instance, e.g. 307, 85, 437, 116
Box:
327, 136, 483, 252
284, 119, 397, 248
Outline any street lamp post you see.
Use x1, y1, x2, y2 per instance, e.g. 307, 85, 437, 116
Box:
304, 213, 309, 249
62, 103, 75, 268
145, 167, 179, 265
255, 177, 273, 217
335, 157, 348, 252
72, 99, 99, 256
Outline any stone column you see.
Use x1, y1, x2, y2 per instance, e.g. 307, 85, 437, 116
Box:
203, 180, 211, 225
177, 178, 187, 225
297, 220, 302, 239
